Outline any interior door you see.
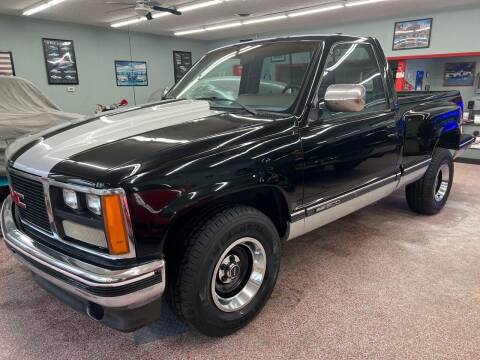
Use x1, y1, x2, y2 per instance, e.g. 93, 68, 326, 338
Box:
300, 41, 401, 206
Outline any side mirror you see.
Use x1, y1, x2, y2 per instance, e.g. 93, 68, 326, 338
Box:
161, 87, 170, 100
324, 84, 366, 113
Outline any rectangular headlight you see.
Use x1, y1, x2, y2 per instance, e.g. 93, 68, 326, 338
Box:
86, 194, 102, 215
63, 189, 79, 210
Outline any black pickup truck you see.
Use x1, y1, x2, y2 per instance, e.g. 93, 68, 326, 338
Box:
1, 35, 474, 337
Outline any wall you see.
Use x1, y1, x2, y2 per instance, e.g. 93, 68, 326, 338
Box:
208, 5, 480, 59
0, 15, 208, 114
406, 57, 480, 102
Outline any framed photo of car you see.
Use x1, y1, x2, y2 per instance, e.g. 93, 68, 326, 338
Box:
271, 55, 286, 63
392, 18, 433, 51
115, 60, 148, 86
42, 38, 79, 85
444, 62, 476, 87
0, 51, 15, 76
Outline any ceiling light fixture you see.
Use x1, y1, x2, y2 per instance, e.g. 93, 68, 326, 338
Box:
23, 0, 67, 16
287, 3, 345, 18
174, 28, 207, 36
111, 0, 233, 28
243, 14, 288, 25
152, 12, 171, 19
178, 0, 223, 12
111, 17, 146, 28
205, 21, 242, 31
173, 0, 385, 37
345, 0, 389, 7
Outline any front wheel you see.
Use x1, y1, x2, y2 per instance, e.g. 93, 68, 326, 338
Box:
171, 206, 281, 337
406, 148, 454, 215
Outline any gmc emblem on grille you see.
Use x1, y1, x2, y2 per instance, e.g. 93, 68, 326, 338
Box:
10, 188, 27, 209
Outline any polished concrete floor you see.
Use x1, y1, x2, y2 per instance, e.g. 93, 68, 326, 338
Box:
0, 163, 479, 360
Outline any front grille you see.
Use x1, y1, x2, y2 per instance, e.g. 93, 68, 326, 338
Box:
9, 171, 52, 234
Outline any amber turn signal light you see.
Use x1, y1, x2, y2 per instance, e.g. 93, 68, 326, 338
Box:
102, 194, 130, 255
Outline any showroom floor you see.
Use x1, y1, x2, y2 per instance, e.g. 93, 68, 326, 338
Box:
0, 163, 479, 360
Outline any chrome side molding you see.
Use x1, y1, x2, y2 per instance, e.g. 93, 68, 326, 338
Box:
288, 175, 398, 241
396, 159, 431, 189
287, 158, 431, 241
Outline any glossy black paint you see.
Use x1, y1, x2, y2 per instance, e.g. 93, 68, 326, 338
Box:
12, 35, 465, 264
300, 109, 401, 206
51, 111, 304, 259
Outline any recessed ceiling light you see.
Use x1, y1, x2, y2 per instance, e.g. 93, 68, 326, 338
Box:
23, 0, 67, 16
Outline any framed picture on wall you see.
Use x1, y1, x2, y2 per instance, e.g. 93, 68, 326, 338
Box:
42, 38, 79, 85
0, 51, 15, 76
392, 18, 433, 50
173, 51, 192, 83
444, 62, 476, 86
115, 60, 148, 86
271, 55, 286, 63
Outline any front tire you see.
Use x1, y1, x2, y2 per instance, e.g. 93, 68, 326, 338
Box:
172, 206, 281, 337
406, 148, 454, 215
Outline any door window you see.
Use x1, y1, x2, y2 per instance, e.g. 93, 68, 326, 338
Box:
318, 43, 387, 118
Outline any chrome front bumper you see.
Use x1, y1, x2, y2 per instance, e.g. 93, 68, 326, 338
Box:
1, 196, 165, 310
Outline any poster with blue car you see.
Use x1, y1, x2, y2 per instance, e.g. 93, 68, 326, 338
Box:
115, 60, 148, 86
444, 62, 476, 86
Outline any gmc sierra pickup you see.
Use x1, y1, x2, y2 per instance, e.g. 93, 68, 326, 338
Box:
1, 35, 474, 337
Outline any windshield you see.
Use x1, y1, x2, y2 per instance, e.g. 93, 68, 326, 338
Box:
168, 41, 321, 113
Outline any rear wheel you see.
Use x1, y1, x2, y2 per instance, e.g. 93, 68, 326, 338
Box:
406, 148, 454, 215
171, 206, 280, 337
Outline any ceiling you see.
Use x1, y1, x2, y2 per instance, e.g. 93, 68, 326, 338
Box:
1, 0, 480, 41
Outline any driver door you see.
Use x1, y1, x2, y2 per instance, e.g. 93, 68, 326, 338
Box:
300, 41, 401, 207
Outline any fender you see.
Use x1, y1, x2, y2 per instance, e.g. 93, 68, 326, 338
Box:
403, 101, 462, 156
123, 130, 302, 258
127, 178, 294, 259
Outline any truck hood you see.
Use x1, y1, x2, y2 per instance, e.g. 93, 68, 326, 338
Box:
9, 99, 285, 184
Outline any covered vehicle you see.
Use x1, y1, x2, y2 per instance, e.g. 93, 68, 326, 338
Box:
0, 76, 82, 199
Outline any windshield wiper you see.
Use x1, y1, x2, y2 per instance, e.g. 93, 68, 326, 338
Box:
195, 97, 258, 116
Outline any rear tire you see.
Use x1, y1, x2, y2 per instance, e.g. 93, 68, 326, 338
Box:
406, 148, 454, 215
171, 205, 280, 337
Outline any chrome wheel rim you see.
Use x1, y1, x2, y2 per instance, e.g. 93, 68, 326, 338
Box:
211, 237, 267, 313
434, 163, 450, 202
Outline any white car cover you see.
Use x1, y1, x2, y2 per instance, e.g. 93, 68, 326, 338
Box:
0, 76, 83, 176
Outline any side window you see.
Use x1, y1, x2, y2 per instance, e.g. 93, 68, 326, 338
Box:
318, 43, 387, 117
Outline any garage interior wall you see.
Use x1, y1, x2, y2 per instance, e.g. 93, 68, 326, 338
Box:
208, 5, 480, 58
208, 5, 480, 104
404, 57, 480, 103
0, 15, 208, 114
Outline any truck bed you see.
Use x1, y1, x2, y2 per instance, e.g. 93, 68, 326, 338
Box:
397, 90, 461, 105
